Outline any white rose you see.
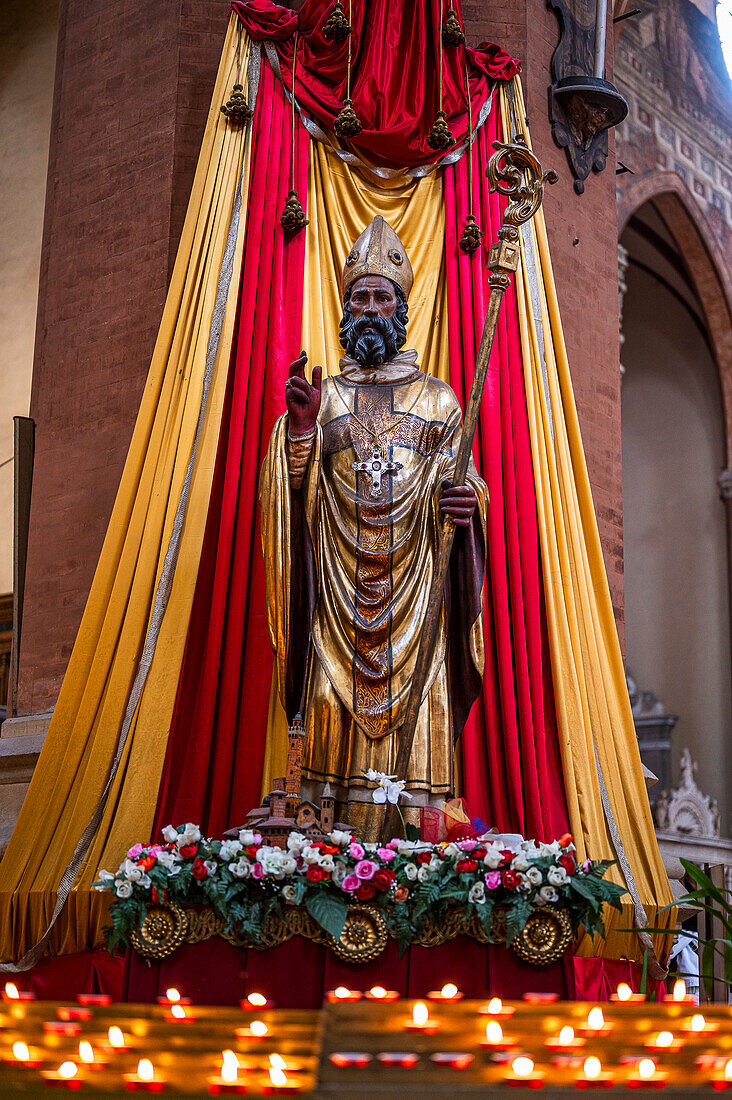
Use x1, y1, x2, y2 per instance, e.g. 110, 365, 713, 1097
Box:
238, 829, 259, 845
429, 856, 443, 871
516, 872, 531, 892
230, 859, 251, 878
156, 851, 178, 871
483, 844, 503, 869
137, 873, 151, 890
301, 846, 320, 865
526, 866, 543, 886
330, 830, 351, 846
116, 881, 133, 899
469, 882, 486, 904
287, 832, 306, 851
219, 840, 242, 861
318, 855, 335, 873
547, 865, 568, 886
282, 884, 298, 902
417, 865, 431, 883
332, 864, 347, 887
203, 860, 217, 877
125, 865, 143, 882
161, 825, 178, 843
539, 885, 558, 903
281, 856, 297, 875
177, 823, 201, 846
404, 862, 418, 881
511, 854, 529, 872
443, 843, 460, 859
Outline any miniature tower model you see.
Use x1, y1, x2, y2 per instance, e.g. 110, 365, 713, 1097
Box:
286, 715, 306, 817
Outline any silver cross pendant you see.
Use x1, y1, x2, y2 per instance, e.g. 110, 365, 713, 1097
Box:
352, 448, 403, 498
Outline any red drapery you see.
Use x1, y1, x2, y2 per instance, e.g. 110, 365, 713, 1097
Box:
153, 61, 309, 835
444, 113, 570, 841
231, 0, 519, 170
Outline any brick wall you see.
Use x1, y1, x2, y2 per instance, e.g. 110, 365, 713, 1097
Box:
19, 0, 625, 713
18, 0, 231, 712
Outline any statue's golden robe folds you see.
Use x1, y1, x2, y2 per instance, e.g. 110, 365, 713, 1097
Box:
260, 353, 488, 827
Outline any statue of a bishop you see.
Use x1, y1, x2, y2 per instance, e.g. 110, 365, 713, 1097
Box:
260, 217, 488, 837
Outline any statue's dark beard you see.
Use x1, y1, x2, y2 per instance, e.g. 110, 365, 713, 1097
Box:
340, 315, 401, 367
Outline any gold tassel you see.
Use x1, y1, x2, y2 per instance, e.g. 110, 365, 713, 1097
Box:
334, 97, 362, 138
220, 83, 252, 127
427, 110, 454, 150
459, 213, 483, 255
323, 1, 351, 40
442, 7, 465, 47
280, 190, 308, 233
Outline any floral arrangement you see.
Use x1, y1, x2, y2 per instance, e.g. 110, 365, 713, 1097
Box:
95, 822, 625, 955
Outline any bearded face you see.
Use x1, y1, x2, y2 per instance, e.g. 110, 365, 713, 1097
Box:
339, 281, 409, 367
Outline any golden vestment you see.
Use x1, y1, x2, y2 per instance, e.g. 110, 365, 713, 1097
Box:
260, 351, 488, 828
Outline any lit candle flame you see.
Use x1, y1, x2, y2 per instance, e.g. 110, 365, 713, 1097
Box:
137, 1059, 155, 1083
221, 1061, 238, 1084
440, 983, 458, 999
638, 1059, 656, 1080
412, 1002, 429, 1026
170, 1003, 186, 1019
12, 1042, 30, 1062
269, 1066, 288, 1087
165, 987, 180, 1003
369, 986, 387, 999
616, 982, 632, 1001
511, 1056, 535, 1078
655, 1031, 674, 1047
587, 1007, 604, 1030
334, 986, 351, 999
725, 1059, 732, 1082
222, 1051, 239, 1070
485, 1021, 503, 1044
672, 979, 686, 1001
690, 1014, 706, 1032
250, 1020, 268, 1037
269, 1054, 286, 1070
558, 1025, 574, 1045
58, 1062, 78, 1080
486, 997, 503, 1014
107, 1026, 125, 1048
4, 982, 19, 1000
78, 1041, 95, 1064
583, 1056, 602, 1080
247, 992, 267, 1006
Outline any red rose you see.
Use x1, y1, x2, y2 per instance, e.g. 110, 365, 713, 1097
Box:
558, 833, 574, 849
245, 845, 259, 859
373, 868, 395, 892
356, 881, 376, 900
456, 859, 478, 873
499, 849, 515, 868
473, 848, 487, 860
192, 858, 208, 879
417, 852, 433, 864
179, 844, 198, 859
306, 865, 325, 883
501, 868, 520, 889
559, 854, 576, 875
137, 856, 156, 871
393, 885, 409, 903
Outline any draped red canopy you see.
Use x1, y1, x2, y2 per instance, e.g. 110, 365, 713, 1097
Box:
153, 1, 569, 843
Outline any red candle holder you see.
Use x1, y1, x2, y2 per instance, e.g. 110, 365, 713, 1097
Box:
329, 1052, 372, 1068
326, 988, 362, 1004
644, 1034, 684, 1053
44, 1021, 81, 1037
626, 1061, 668, 1090
2, 987, 36, 1002
240, 996, 274, 1011
260, 1075, 302, 1095
124, 1075, 165, 1093
4, 1052, 42, 1068
429, 1052, 474, 1069
712, 1081, 732, 1093
546, 1032, 586, 1053
575, 1073, 615, 1089
377, 1052, 419, 1068
42, 1071, 83, 1090
165, 1006, 196, 1023
404, 1020, 439, 1034
235, 1023, 269, 1041
207, 1076, 248, 1095
364, 987, 400, 1002
427, 985, 463, 1002
610, 993, 646, 1003
481, 1035, 518, 1051
683, 1016, 720, 1036
57, 1006, 92, 1022
506, 1070, 546, 1089
522, 992, 558, 1004
479, 999, 516, 1018
76, 992, 112, 1006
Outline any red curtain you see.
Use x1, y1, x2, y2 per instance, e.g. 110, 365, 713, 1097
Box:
231, 0, 519, 170
444, 110, 570, 841
153, 61, 309, 836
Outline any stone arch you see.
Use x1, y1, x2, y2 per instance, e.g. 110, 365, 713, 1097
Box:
618, 170, 732, 460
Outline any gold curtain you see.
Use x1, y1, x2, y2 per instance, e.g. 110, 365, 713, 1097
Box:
0, 15, 253, 961
503, 82, 674, 962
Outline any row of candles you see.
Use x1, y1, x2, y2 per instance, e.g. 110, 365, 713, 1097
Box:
3, 979, 731, 1092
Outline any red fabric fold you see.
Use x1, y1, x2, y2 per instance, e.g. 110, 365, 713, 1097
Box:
231, 0, 519, 170
152, 61, 308, 837
444, 109, 570, 842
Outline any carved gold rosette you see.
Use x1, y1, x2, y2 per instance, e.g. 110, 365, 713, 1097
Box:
130, 902, 573, 968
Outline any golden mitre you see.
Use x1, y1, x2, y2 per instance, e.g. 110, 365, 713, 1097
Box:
342, 215, 414, 300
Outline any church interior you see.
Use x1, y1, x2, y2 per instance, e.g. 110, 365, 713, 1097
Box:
0, 0, 731, 1093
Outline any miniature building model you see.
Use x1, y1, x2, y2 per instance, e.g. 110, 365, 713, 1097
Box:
245, 718, 350, 847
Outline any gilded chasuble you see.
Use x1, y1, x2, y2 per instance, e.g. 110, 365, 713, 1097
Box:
260, 352, 488, 820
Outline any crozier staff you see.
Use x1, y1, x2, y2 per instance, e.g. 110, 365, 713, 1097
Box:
260, 216, 488, 838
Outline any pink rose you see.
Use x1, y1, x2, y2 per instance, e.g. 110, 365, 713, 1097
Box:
354, 859, 377, 880
484, 871, 501, 890
341, 874, 360, 893
148, 845, 164, 856
581, 859, 592, 873
127, 843, 144, 859
457, 839, 478, 852
251, 863, 264, 879
376, 847, 396, 862
348, 842, 365, 860
388, 839, 400, 850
